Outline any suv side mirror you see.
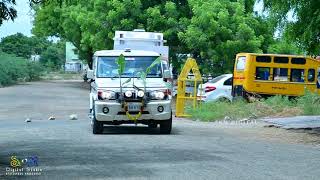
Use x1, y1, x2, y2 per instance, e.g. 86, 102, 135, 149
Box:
87, 69, 94, 80
163, 70, 171, 79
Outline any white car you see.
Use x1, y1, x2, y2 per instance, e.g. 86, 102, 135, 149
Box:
197, 74, 233, 102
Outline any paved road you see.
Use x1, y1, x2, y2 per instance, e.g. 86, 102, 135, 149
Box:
0, 81, 319, 180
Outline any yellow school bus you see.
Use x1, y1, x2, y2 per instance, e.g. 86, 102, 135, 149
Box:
232, 53, 320, 98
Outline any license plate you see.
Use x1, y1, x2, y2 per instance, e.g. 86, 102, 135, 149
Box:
127, 103, 141, 111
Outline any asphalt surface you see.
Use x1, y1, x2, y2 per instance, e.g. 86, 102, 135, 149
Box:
264, 116, 320, 129
0, 80, 320, 180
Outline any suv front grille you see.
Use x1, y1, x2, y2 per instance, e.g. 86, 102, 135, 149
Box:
117, 111, 149, 115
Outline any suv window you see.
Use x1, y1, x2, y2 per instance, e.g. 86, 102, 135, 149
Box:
223, 78, 232, 86
162, 61, 169, 71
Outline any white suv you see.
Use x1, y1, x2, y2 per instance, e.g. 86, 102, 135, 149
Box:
87, 50, 172, 134
197, 74, 233, 102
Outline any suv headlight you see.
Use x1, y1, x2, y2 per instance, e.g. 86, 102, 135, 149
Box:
150, 90, 167, 100
137, 90, 145, 98
125, 90, 133, 98
98, 90, 116, 100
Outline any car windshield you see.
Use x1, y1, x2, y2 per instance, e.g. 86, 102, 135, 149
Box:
209, 75, 227, 83
97, 56, 162, 78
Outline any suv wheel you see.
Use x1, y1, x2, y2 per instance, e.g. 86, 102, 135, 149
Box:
160, 114, 172, 134
92, 108, 103, 134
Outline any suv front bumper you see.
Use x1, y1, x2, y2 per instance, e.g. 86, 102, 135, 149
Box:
94, 100, 172, 121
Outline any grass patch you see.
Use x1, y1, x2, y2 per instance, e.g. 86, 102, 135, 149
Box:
0, 52, 44, 87
297, 92, 320, 115
189, 92, 320, 121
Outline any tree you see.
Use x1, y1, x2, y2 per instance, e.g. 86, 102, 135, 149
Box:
0, 33, 30, 58
263, 0, 320, 55
0, 33, 51, 58
1, 0, 71, 25
268, 39, 303, 55
32, 0, 191, 68
40, 41, 65, 70
0, 0, 17, 25
178, 0, 274, 75
33, 0, 274, 75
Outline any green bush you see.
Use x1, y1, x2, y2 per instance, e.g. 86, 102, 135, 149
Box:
26, 61, 44, 81
297, 91, 320, 115
0, 52, 44, 86
189, 93, 320, 121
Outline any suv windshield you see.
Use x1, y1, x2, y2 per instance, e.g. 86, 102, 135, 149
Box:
97, 56, 162, 78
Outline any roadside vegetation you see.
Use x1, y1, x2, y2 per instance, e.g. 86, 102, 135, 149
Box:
0, 52, 44, 87
189, 92, 320, 122
0, 51, 80, 87
0, 33, 70, 87
42, 71, 83, 80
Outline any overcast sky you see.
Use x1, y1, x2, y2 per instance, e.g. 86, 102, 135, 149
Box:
0, 0, 265, 40
0, 0, 33, 39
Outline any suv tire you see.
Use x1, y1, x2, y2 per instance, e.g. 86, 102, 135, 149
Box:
92, 108, 103, 134
160, 114, 172, 134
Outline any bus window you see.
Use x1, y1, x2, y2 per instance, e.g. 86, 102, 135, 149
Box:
273, 68, 288, 81
317, 68, 320, 88
291, 69, 305, 82
292, 58, 306, 65
256, 67, 270, 80
256, 56, 271, 63
274, 57, 289, 64
308, 69, 315, 82
236, 56, 246, 70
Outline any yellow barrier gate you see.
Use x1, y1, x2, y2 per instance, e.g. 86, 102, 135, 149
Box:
175, 58, 203, 117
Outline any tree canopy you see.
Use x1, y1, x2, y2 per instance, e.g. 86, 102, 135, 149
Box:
32, 0, 192, 68
0, 0, 67, 25
0, 33, 65, 69
40, 41, 65, 70
32, 0, 274, 74
263, 0, 320, 55
179, 0, 274, 74
4, 0, 319, 75
0, 0, 17, 25
0, 33, 50, 58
